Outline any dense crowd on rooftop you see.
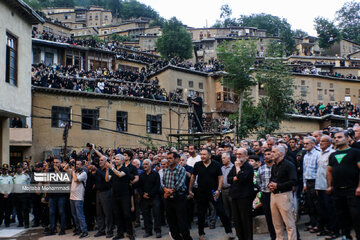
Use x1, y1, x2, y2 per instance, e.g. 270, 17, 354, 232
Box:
31, 63, 184, 103
293, 100, 360, 118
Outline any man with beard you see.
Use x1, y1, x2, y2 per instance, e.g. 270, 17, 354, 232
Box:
227, 148, 254, 240
327, 131, 360, 240
138, 159, 161, 238
105, 154, 134, 240
189, 149, 234, 240
257, 149, 276, 240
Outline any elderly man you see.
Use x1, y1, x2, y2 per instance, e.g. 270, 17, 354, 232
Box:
303, 136, 320, 232
312, 131, 323, 151
269, 145, 297, 240
138, 159, 162, 238
91, 145, 113, 238
221, 152, 234, 221
267, 137, 277, 150
227, 148, 254, 240
314, 135, 339, 238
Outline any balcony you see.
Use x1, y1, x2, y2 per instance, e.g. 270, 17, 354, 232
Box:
216, 101, 238, 113
9, 128, 32, 146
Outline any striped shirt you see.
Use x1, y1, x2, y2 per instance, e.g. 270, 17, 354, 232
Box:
162, 164, 186, 194
303, 148, 320, 186
256, 163, 272, 193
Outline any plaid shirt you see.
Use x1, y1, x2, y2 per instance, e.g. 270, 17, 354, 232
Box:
162, 164, 186, 193
256, 163, 272, 193
303, 148, 320, 186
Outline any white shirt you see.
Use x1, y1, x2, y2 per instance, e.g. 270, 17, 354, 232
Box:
70, 170, 87, 201
315, 147, 335, 190
0, 175, 13, 194
187, 155, 201, 168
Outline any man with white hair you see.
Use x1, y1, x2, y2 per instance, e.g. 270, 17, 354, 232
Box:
303, 136, 320, 232
138, 159, 162, 238
221, 152, 233, 221
227, 148, 253, 240
269, 145, 297, 240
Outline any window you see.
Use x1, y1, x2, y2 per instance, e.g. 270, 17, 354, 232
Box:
301, 86, 307, 97
89, 14, 92, 20
317, 90, 323, 101
81, 109, 99, 130
301, 80, 305, 85
146, 115, 162, 134
95, 15, 99, 20
345, 88, 350, 95
177, 79, 182, 86
188, 90, 194, 97
325, 89, 327, 95
6, 32, 17, 85
330, 83, 334, 88
199, 82, 203, 89
189, 81, 194, 88
329, 90, 335, 101
51, 106, 71, 128
317, 82, 321, 88
116, 111, 128, 132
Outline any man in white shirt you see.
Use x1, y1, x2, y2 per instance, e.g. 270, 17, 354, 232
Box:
69, 159, 88, 238
0, 164, 13, 227
187, 145, 201, 168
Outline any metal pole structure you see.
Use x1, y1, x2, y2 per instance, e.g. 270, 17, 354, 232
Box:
169, 94, 172, 146
177, 103, 180, 134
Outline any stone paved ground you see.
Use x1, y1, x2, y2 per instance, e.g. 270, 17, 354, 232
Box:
0, 215, 352, 240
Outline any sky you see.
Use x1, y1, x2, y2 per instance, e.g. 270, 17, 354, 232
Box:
137, 0, 353, 36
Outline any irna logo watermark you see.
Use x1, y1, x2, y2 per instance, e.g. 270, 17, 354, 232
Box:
33, 172, 71, 182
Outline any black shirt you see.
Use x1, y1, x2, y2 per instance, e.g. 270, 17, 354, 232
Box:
227, 161, 254, 199
193, 160, 222, 195
138, 170, 160, 198
109, 166, 130, 197
329, 147, 360, 189
269, 159, 297, 193
124, 163, 138, 181
93, 168, 111, 191
193, 96, 203, 114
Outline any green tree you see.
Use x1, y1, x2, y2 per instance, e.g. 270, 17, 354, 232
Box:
255, 44, 294, 137
155, 17, 193, 60
314, 17, 341, 49
239, 13, 297, 55
24, 0, 42, 9
52, 0, 75, 7
217, 40, 257, 140
293, 29, 308, 38
336, 1, 360, 44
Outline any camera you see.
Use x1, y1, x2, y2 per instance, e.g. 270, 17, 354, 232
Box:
345, 128, 355, 139
86, 143, 93, 148
187, 96, 193, 103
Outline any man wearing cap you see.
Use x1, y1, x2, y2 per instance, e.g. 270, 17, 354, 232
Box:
0, 164, 13, 227
13, 163, 30, 228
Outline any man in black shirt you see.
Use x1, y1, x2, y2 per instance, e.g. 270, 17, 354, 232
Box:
123, 150, 139, 234
227, 148, 254, 240
91, 145, 113, 238
269, 145, 297, 240
105, 154, 134, 240
191, 91, 203, 132
327, 131, 360, 239
138, 159, 162, 238
189, 149, 234, 240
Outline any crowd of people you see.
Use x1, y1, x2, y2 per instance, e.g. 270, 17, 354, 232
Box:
290, 61, 360, 80
293, 100, 360, 118
31, 63, 184, 103
1, 127, 360, 240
